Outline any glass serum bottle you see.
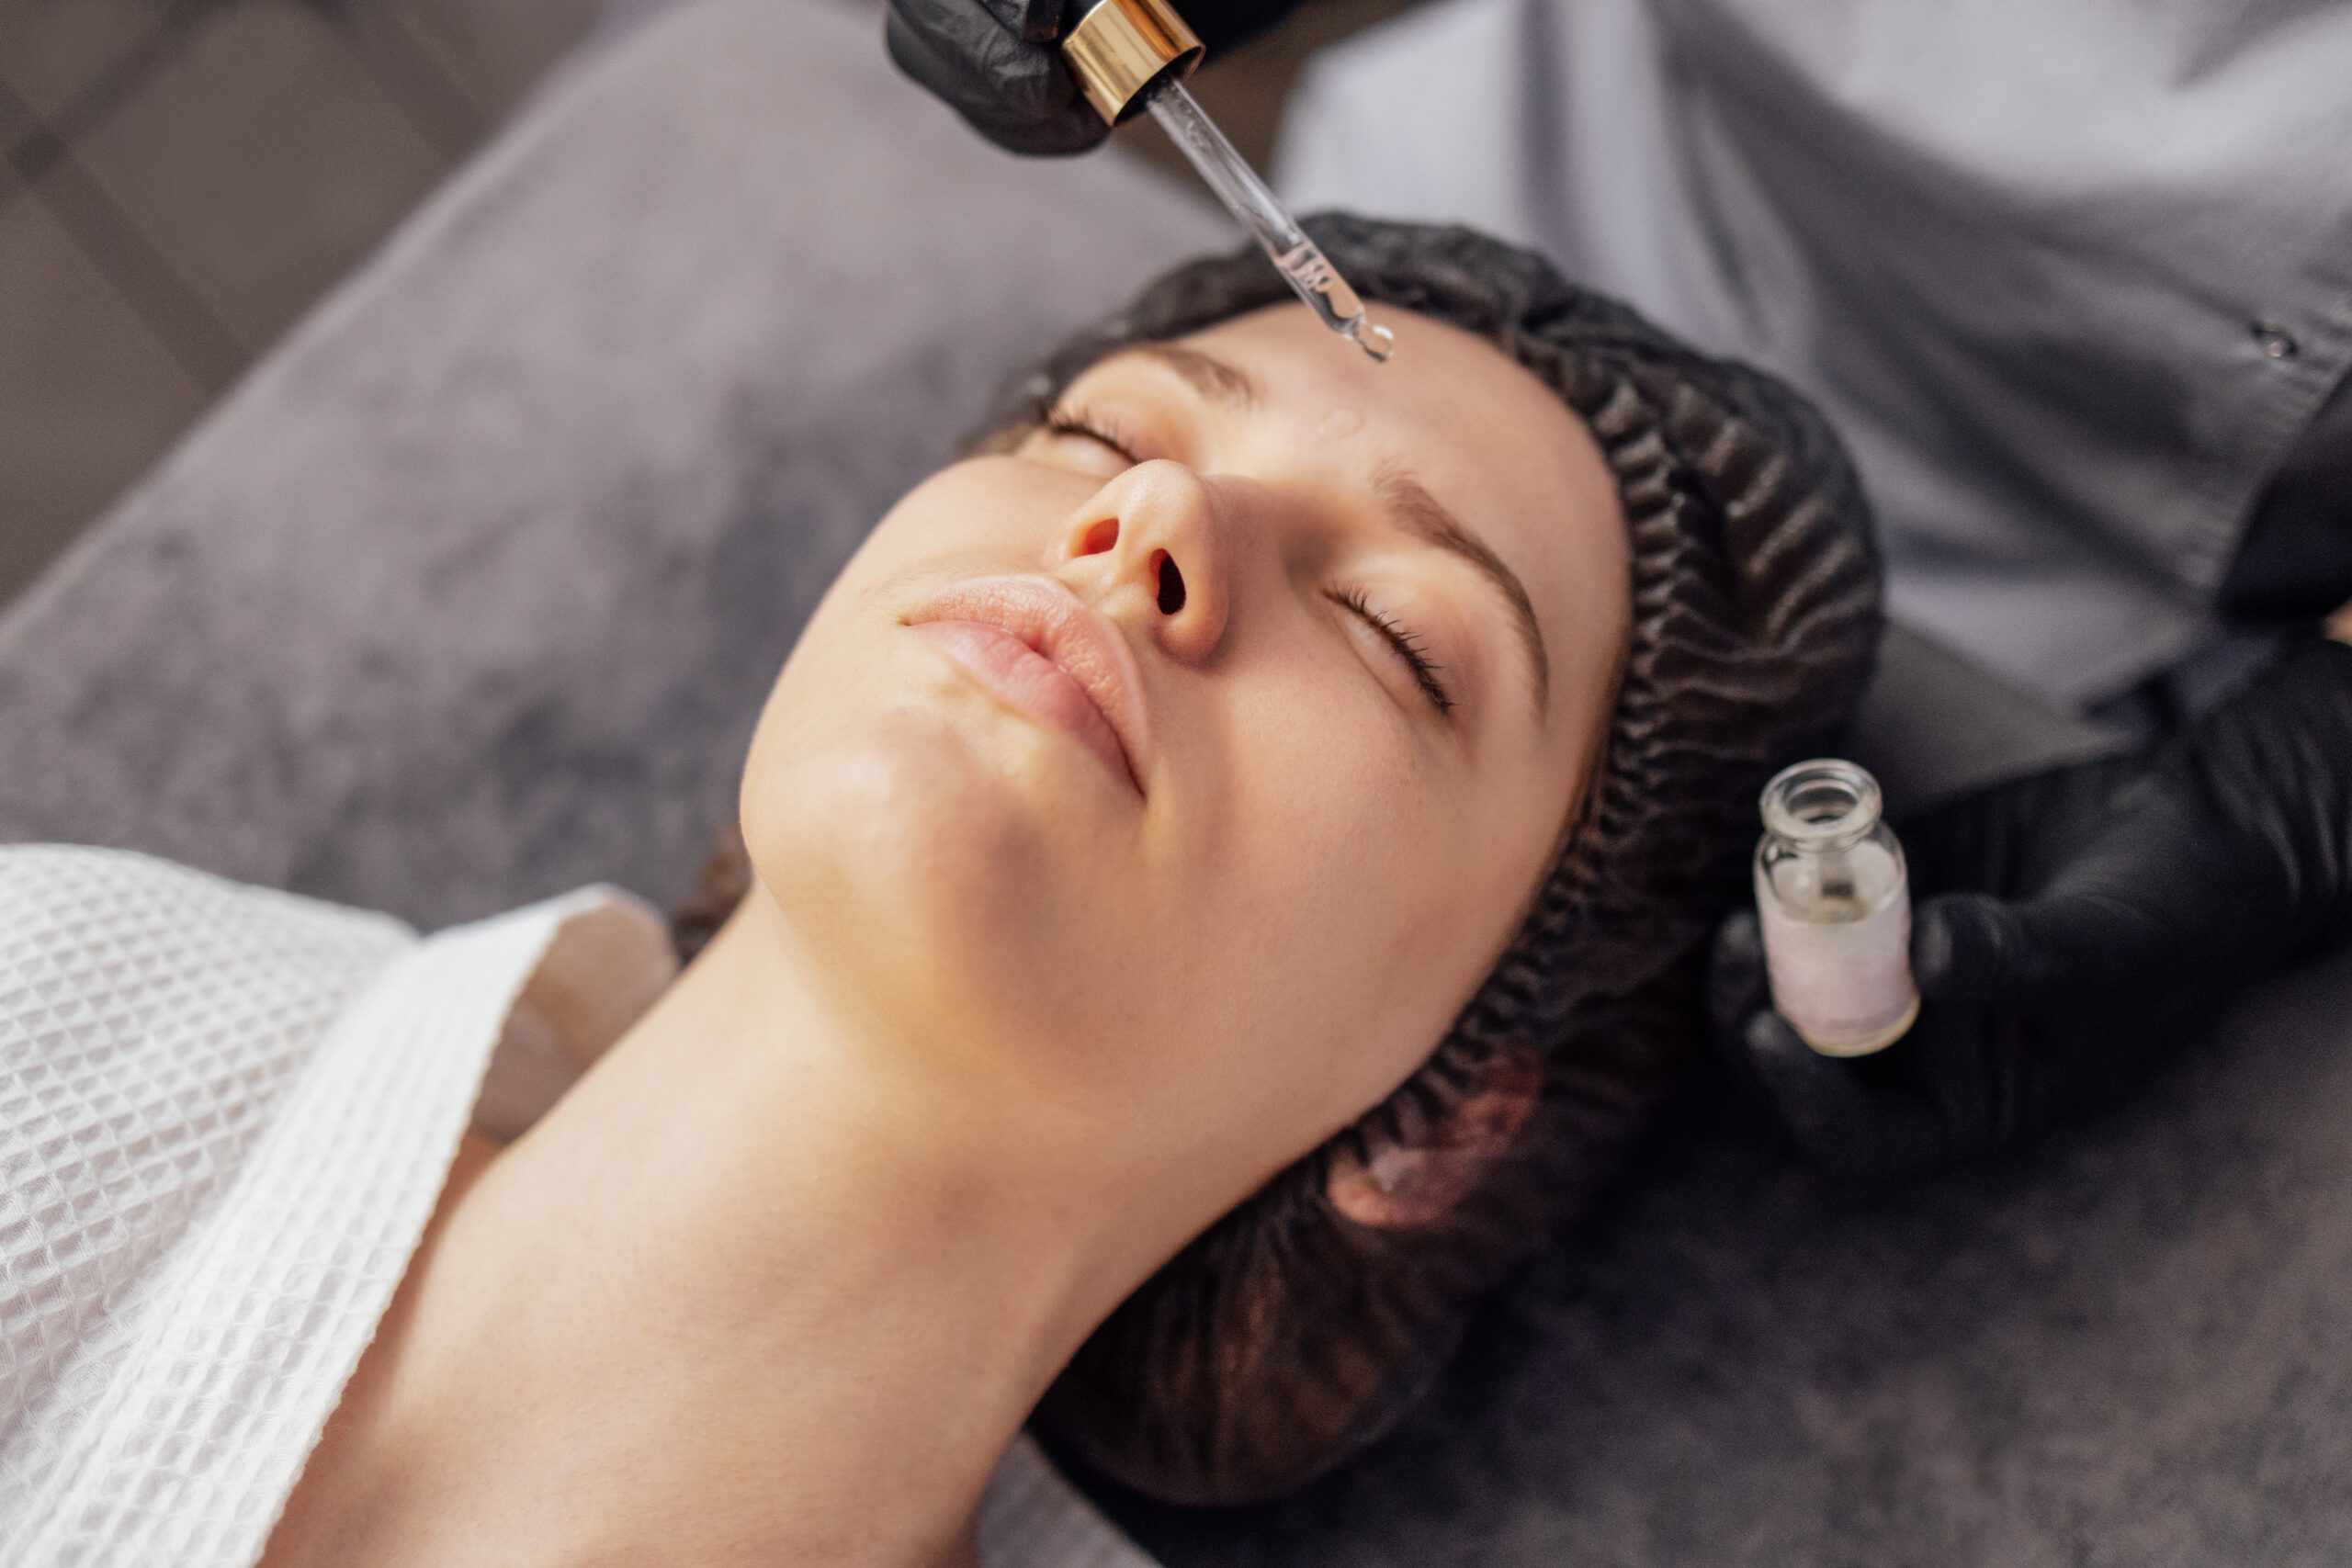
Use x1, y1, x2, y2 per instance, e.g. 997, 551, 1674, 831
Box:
1754, 759, 1919, 1056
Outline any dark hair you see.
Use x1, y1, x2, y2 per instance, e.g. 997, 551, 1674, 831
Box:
676, 216, 1882, 1506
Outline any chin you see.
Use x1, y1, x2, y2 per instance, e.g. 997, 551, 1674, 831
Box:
743, 694, 1122, 1032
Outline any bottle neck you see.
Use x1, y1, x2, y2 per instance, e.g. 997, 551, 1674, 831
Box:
1759, 759, 1883, 856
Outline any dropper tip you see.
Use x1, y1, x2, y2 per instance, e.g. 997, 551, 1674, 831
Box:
1349, 320, 1396, 363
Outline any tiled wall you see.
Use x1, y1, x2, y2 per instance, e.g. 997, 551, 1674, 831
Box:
0, 0, 603, 607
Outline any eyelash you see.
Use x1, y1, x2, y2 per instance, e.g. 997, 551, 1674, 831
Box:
1043, 408, 1143, 467
1335, 588, 1453, 714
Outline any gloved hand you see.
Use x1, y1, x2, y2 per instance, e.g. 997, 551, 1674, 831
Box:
883, 0, 1297, 155
886, 0, 1104, 156
1710, 634, 2352, 1177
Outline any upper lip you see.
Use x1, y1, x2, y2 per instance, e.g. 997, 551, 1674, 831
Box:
903, 575, 1153, 789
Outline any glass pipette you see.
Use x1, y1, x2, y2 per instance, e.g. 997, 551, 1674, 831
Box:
1143, 82, 1395, 363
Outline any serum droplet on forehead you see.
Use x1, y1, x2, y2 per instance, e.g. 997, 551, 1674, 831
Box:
1315, 407, 1364, 440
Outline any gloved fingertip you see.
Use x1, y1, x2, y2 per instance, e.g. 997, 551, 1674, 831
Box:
1912, 891, 2034, 1003
1011, 0, 1061, 41
1741, 1006, 1815, 1074
1713, 908, 1762, 965
1739, 1010, 1956, 1178
883, 9, 962, 98
1739, 1009, 1862, 1138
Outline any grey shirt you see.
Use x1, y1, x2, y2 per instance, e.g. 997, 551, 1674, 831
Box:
1277, 0, 2352, 708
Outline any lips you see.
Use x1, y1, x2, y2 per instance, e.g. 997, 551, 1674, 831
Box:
903, 575, 1150, 793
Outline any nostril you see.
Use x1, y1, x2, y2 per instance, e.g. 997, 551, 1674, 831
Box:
1154, 552, 1186, 615
1078, 518, 1120, 557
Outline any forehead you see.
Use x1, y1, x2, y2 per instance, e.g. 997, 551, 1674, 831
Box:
1127, 301, 1619, 550
1167, 303, 1578, 451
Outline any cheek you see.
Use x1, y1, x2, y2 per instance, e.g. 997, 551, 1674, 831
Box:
1167, 658, 1518, 1116
848, 457, 1081, 580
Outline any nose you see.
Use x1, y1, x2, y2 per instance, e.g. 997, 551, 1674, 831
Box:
1055, 459, 1232, 665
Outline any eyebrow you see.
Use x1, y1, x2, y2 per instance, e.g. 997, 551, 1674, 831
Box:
1122, 343, 1261, 412
1375, 468, 1551, 714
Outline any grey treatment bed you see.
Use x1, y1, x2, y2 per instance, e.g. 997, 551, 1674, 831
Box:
4, 1, 2349, 1562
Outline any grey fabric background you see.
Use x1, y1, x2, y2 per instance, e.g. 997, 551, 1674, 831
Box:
0, 0, 1219, 931
1, 0, 2346, 1562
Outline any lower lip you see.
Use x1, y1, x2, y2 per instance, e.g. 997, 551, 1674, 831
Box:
908, 620, 1137, 791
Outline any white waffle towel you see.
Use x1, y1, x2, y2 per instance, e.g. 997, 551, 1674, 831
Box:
0, 845, 1155, 1568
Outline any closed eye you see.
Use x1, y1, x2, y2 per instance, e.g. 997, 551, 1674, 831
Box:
1042, 409, 1144, 468
1333, 588, 1453, 714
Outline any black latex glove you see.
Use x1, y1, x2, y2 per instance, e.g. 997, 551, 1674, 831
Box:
883, 0, 1299, 156
1710, 635, 2352, 1178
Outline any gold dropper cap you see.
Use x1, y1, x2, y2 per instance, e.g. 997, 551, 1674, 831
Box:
1061, 0, 1204, 124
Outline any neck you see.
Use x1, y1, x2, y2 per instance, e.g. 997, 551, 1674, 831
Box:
266, 891, 1170, 1568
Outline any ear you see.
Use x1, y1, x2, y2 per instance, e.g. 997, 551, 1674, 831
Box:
1325, 1048, 1543, 1229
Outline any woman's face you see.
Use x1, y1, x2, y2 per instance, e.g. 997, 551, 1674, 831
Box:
742, 303, 1629, 1201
